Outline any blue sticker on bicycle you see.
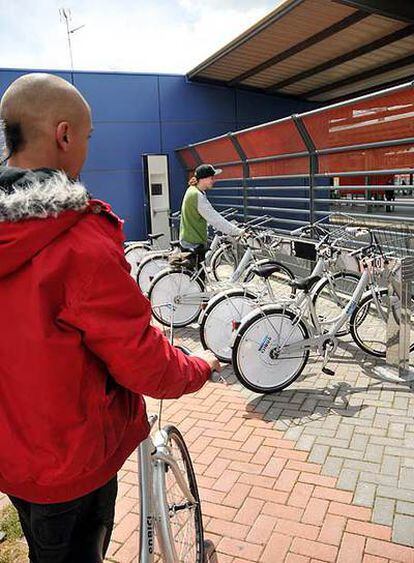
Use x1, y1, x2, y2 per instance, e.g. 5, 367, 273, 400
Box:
258, 335, 271, 353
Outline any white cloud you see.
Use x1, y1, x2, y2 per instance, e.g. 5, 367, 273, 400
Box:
0, 0, 280, 74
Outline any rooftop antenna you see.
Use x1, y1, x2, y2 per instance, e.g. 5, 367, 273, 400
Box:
59, 8, 85, 85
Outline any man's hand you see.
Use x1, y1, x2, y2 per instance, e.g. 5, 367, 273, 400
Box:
196, 349, 222, 375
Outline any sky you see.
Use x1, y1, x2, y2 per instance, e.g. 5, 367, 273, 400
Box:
0, 0, 282, 74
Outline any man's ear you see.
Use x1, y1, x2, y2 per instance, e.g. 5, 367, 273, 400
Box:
56, 121, 70, 152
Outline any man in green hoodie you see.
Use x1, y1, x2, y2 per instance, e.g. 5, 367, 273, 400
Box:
179, 163, 243, 268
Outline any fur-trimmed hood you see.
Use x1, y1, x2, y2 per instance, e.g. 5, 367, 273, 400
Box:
0, 167, 89, 221
0, 167, 91, 277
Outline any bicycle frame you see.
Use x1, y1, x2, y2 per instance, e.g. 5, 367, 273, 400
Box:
138, 416, 198, 563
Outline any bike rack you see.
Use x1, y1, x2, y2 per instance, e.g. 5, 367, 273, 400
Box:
386, 256, 414, 379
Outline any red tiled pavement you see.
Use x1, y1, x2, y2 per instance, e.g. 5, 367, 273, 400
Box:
102, 377, 414, 562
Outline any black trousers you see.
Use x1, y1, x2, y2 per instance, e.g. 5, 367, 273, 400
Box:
8, 476, 117, 563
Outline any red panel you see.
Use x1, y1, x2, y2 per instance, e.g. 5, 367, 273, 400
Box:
319, 143, 414, 174
303, 88, 414, 149
218, 164, 244, 179
178, 148, 198, 169
236, 119, 307, 158
249, 156, 309, 177
195, 136, 240, 164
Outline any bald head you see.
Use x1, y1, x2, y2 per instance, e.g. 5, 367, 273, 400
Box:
0, 73, 92, 178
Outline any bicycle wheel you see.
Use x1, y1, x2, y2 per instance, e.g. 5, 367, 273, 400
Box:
232, 305, 309, 394
148, 268, 204, 327
137, 254, 169, 294
240, 259, 295, 300
125, 243, 151, 280
154, 425, 204, 563
200, 288, 258, 363
350, 288, 414, 358
312, 272, 360, 336
210, 244, 237, 281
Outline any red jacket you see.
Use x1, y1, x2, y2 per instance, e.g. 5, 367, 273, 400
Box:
0, 168, 210, 503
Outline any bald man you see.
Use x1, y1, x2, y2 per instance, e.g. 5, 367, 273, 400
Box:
0, 74, 219, 562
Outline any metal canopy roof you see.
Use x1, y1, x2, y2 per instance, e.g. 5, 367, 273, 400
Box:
187, 0, 414, 103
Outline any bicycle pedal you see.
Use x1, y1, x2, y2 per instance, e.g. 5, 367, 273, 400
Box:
322, 367, 335, 376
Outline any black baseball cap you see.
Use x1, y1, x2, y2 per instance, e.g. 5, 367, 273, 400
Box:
195, 164, 222, 180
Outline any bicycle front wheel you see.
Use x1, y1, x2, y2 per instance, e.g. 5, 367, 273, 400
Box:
137, 254, 169, 294
232, 305, 309, 393
148, 269, 204, 327
312, 272, 360, 336
210, 244, 237, 281
350, 288, 414, 358
125, 243, 151, 280
200, 288, 258, 362
154, 425, 204, 563
240, 259, 295, 301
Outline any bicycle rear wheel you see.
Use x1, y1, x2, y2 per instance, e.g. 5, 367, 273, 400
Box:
232, 305, 309, 393
154, 425, 204, 563
148, 269, 204, 327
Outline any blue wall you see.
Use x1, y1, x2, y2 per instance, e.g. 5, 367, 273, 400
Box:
0, 68, 315, 239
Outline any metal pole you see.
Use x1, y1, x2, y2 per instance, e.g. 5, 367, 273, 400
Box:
228, 133, 249, 221
292, 114, 319, 225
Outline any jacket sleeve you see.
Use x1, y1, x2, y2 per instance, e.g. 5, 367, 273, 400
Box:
58, 251, 211, 400
197, 192, 242, 236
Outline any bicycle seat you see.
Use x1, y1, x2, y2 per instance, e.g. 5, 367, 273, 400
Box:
169, 251, 193, 268
170, 240, 181, 248
289, 275, 321, 292
148, 233, 164, 241
251, 264, 283, 279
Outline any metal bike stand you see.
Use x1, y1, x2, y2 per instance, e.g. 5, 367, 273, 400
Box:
376, 256, 414, 382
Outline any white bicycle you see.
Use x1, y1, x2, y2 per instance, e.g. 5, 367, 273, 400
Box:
148, 230, 295, 328
199, 225, 360, 362
232, 225, 414, 393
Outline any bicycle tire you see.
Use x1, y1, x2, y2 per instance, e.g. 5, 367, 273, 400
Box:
125, 243, 151, 280
154, 425, 204, 563
312, 271, 360, 337
148, 268, 204, 327
136, 253, 169, 294
232, 305, 310, 394
210, 244, 237, 282
240, 259, 296, 300
199, 288, 258, 363
350, 288, 414, 358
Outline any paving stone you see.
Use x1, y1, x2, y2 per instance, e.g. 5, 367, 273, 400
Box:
397, 501, 414, 516
381, 455, 401, 476
392, 514, 414, 547
332, 445, 363, 461
372, 497, 395, 526
284, 426, 304, 441
350, 434, 369, 451
360, 472, 398, 488
364, 444, 384, 464
344, 459, 381, 473
308, 445, 329, 464
337, 468, 359, 491
321, 457, 344, 478
388, 423, 406, 439
295, 434, 316, 451
399, 467, 414, 491
377, 485, 414, 503
354, 482, 377, 508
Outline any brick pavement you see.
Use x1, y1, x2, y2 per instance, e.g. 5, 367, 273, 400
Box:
104, 325, 414, 562
2, 325, 414, 562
